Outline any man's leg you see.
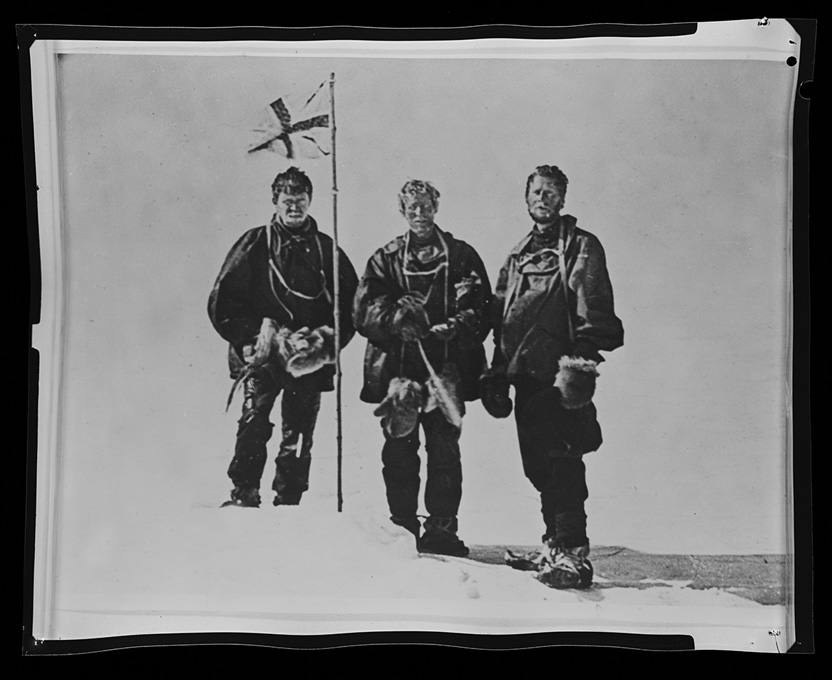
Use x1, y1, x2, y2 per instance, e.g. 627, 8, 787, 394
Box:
419, 410, 469, 556
225, 369, 280, 507
513, 378, 589, 545
272, 375, 322, 505
422, 410, 463, 518
541, 459, 589, 548
380, 420, 422, 537
536, 458, 592, 589
513, 378, 592, 587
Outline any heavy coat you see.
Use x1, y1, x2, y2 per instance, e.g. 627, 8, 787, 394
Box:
208, 216, 358, 390
353, 227, 492, 404
492, 215, 624, 384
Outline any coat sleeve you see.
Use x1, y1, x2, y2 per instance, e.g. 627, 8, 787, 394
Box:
448, 244, 493, 348
207, 229, 265, 349
568, 235, 624, 355
352, 249, 400, 351
336, 246, 359, 349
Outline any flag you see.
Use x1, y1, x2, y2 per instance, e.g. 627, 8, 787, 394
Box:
248, 80, 331, 159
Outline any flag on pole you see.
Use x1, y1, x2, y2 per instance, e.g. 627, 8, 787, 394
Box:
248, 81, 331, 159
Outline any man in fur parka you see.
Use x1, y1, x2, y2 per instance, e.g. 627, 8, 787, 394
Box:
208, 166, 358, 508
484, 165, 624, 589
353, 179, 492, 557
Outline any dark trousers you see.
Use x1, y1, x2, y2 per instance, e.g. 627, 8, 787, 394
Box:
381, 409, 463, 522
513, 377, 590, 548
227, 368, 322, 501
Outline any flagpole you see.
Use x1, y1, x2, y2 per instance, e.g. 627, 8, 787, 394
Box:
329, 72, 344, 513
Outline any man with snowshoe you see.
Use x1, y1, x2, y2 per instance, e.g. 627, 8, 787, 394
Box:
208, 166, 358, 508
483, 165, 624, 588
353, 179, 492, 557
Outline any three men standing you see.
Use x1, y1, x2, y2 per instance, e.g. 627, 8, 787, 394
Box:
208, 164, 622, 589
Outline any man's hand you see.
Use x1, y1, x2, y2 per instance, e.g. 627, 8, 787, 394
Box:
430, 321, 457, 341
391, 298, 430, 342
480, 365, 513, 418
397, 317, 431, 342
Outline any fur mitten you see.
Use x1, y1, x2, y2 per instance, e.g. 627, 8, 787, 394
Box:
373, 377, 423, 438
423, 363, 464, 429
480, 368, 513, 419
554, 356, 599, 410
276, 326, 337, 377
247, 318, 281, 366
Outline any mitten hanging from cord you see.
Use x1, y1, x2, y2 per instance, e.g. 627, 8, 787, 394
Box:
373, 377, 423, 438
554, 356, 599, 410
416, 341, 463, 430
423, 362, 464, 429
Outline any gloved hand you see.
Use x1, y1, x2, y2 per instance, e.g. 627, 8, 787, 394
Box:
391, 296, 431, 342
480, 366, 513, 419
430, 321, 457, 341
399, 318, 431, 342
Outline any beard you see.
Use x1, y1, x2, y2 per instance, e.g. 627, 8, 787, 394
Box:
527, 197, 563, 226
528, 207, 561, 228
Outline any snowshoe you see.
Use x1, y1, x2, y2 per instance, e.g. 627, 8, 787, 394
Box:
536, 543, 593, 589
504, 546, 550, 572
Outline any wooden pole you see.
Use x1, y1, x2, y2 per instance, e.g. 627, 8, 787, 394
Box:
329, 73, 343, 513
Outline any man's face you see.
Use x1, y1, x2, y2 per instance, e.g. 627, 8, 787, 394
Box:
401, 192, 437, 238
274, 190, 311, 229
526, 175, 565, 226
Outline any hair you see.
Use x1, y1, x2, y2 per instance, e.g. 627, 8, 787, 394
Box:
271, 166, 313, 201
525, 165, 569, 198
398, 179, 440, 214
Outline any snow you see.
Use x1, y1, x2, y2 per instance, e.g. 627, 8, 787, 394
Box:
100, 498, 760, 607
47, 484, 788, 651
41, 347, 789, 651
